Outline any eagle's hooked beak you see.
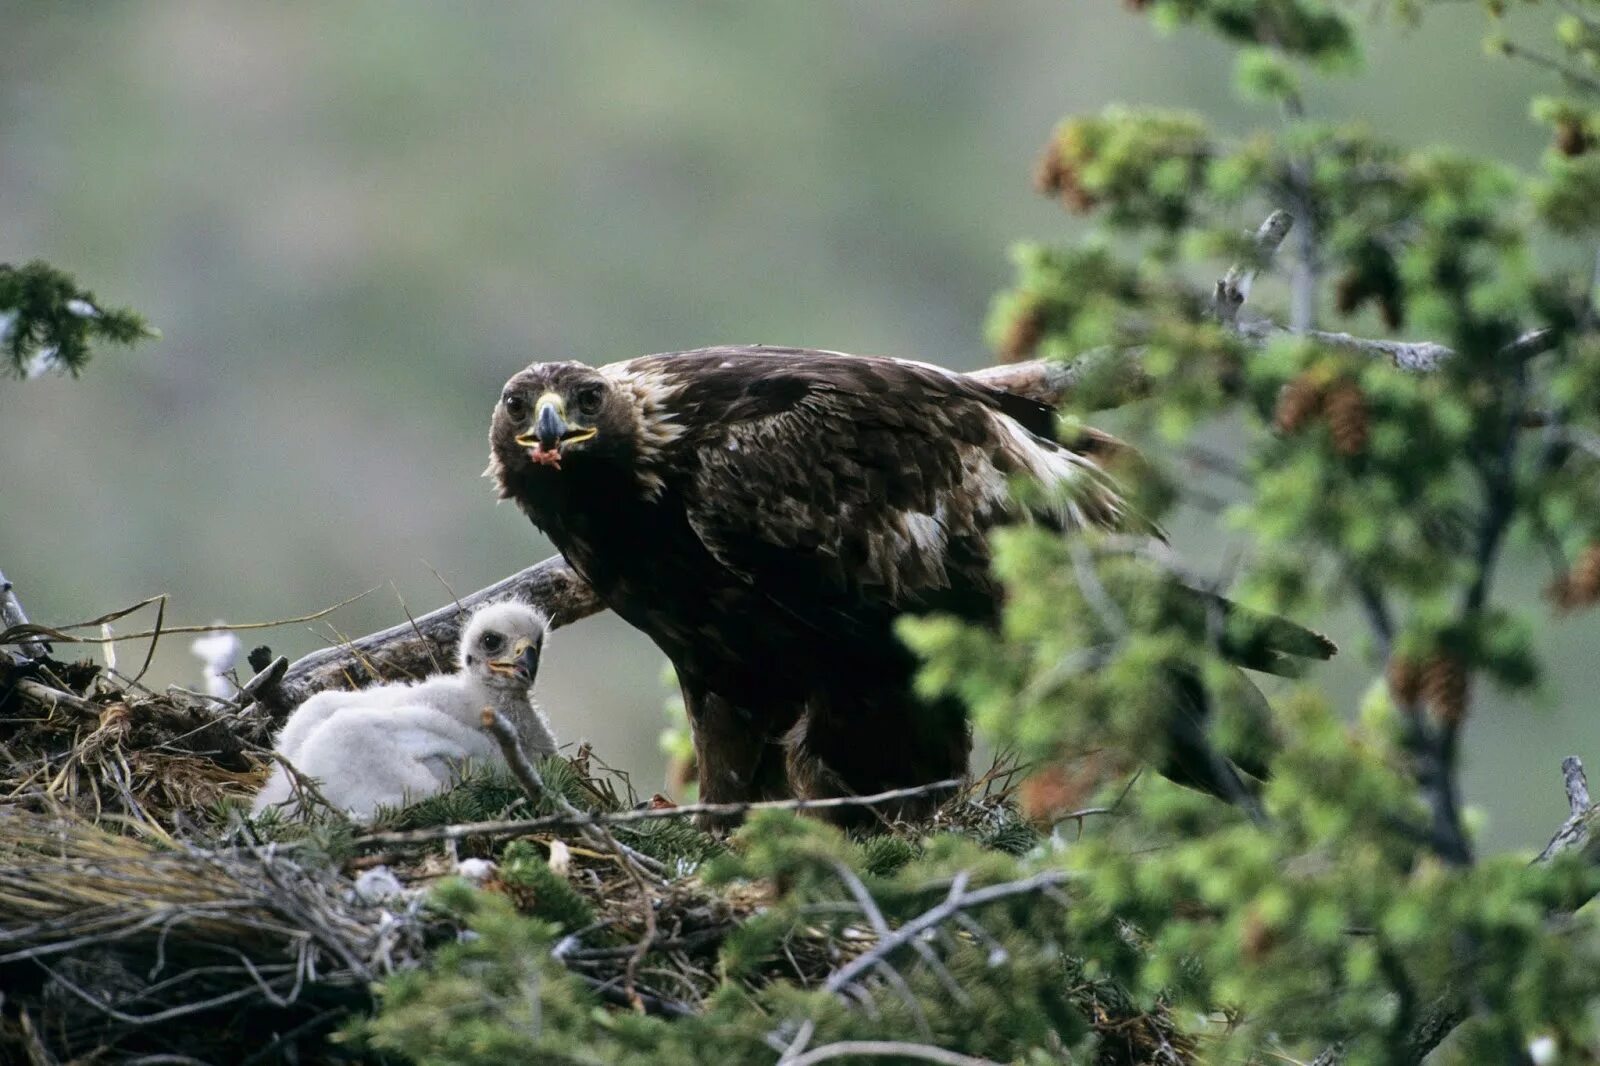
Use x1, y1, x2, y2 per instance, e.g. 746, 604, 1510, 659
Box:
516, 393, 597, 465
486, 636, 541, 683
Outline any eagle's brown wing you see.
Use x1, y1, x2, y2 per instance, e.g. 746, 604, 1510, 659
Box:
629, 348, 1132, 621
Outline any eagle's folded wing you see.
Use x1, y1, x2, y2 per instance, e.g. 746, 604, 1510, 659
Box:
651, 351, 1131, 624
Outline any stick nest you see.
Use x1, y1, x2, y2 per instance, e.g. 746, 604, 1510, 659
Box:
0, 651, 1194, 1065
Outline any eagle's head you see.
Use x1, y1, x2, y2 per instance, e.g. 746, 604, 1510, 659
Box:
489, 361, 639, 483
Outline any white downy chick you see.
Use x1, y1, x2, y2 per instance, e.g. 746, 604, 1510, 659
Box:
251, 602, 556, 819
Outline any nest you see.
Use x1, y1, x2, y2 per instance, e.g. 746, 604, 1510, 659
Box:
0, 651, 1195, 1065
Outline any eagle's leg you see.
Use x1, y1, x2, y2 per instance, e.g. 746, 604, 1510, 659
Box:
785, 692, 972, 829
679, 679, 790, 831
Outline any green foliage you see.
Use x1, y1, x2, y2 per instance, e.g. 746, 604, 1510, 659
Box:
501, 840, 596, 930
0, 260, 153, 378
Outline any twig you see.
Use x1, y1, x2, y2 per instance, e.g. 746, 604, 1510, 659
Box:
0, 588, 377, 647
12, 679, 100, 719
1537, 756, 1600, 864
480, 708, 667, 881
782, 1042, 1002, 1066
823, 869, 1071, 996
351, 778, 965, 849
1215, 209, 1294, 326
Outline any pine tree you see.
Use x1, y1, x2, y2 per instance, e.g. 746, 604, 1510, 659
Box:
0, 260, 154, 378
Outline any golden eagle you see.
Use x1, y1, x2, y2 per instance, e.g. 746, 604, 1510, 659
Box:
487, 345, 1332, 820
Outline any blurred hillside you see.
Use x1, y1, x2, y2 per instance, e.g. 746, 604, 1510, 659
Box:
0, 2, 1589, 850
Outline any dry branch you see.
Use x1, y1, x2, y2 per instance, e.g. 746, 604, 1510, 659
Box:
0, 568, 48, 662
351, 778, 965, 850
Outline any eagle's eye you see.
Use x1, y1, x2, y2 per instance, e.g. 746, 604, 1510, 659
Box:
481, 631, 505, 654
503, 392, 527, 420
575, 384, 603, 416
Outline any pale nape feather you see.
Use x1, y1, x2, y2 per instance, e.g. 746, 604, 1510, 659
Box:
251, 602, 556, 820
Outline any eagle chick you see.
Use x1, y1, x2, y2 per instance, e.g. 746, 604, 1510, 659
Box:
251, 602, 555, 820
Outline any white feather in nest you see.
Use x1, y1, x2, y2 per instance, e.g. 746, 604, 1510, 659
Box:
189, 626, 240, 699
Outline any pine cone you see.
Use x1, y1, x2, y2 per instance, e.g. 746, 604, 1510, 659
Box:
1033, 142, 1067, 197
1273, 372, 1324, 434
1387, 655, 1423, 706
1000, 300, 1046, 363
1572, 544, 1600, 605
1557, 118, 1591, 158
1421, 654, 1470, 727
1241, 909, 1276, 962
1324, 378, 1369, 457
1547, 543, 1600, 612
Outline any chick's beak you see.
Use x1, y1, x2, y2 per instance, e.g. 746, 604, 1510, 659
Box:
487, 637, 541, 683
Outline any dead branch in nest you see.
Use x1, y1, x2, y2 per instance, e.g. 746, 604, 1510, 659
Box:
0, 567, 48, 663
351, 777, 965, 850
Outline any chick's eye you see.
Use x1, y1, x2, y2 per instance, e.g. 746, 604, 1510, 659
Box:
481, 632, 504, 654
576, 386, 602, 415
503, 393, 527, 419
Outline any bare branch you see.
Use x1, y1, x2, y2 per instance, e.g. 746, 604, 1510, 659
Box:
1564, 755, 1591, 815
822, 870, 1072, 997
12, 678, 100, 719
1216, 209, 1294, 326
1538, 756, 1600, 864
782, 1042, 1003, 1066
351, 778, 964, 850
0, 567, 49, 662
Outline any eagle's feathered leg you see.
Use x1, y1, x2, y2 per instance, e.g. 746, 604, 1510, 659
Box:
785, 689, 972, 829
679, 678, 792, 830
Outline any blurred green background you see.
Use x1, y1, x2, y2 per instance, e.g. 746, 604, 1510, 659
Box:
1, 2, 1591, 850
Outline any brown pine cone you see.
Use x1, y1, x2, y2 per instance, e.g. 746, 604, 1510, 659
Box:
1548, 543, 1600, 612
1241, 909, 1276, 962
1000, 300, 1046, 363
1324, 378, 1369, 457
1557, 118, 1591, 158
1421, 654, 1470, 728
1274, 372, 1324, 434
1571, 543, 1600, 607
1033, 142, 1067, 197
1387, 655, 1423, 706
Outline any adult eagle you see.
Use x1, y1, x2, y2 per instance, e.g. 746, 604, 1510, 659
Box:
488, 345, 1331, 821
